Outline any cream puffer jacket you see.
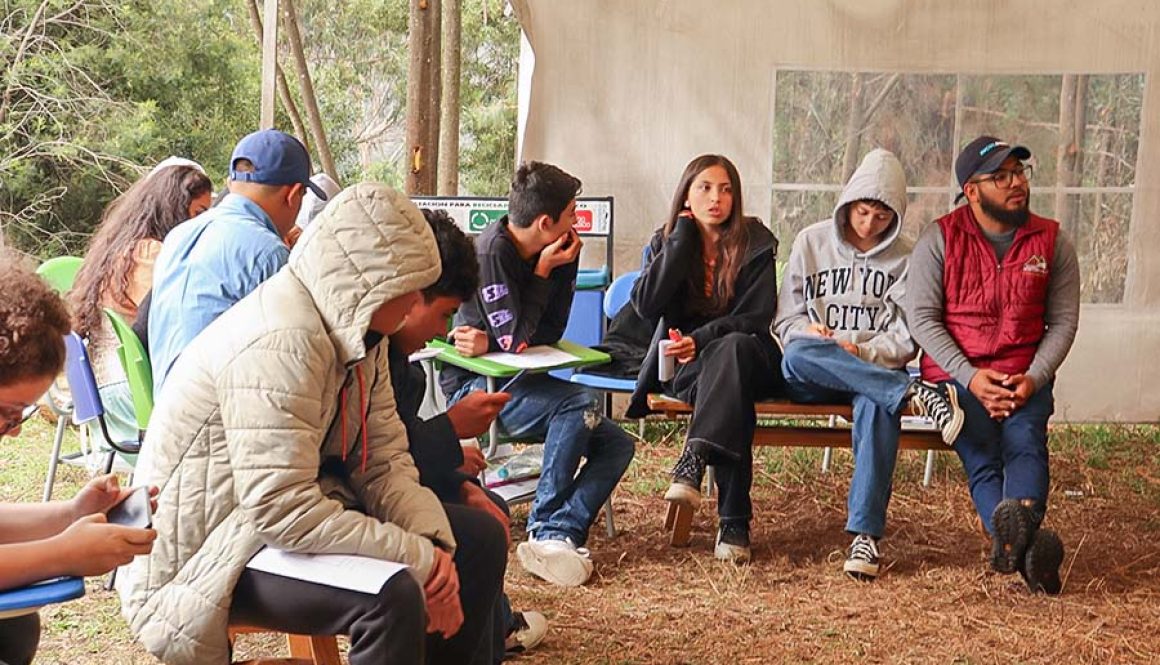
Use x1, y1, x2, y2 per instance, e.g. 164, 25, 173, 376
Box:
120, 183, 452, 665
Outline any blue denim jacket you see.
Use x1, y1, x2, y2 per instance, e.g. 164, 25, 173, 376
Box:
148, 193, 289, 393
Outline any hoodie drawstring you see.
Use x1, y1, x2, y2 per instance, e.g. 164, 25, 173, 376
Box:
356, 365, 368, 473
339, 366, 370, 473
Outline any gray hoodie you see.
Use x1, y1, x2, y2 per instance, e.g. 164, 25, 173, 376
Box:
773, 148, 916, 369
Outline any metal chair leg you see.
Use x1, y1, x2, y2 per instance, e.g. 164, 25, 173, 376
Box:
603, 496, 616, 538
922, 450, 935, 487
705, 465, 716, 497
821, 447, 832, 474
42, 416, 68, 502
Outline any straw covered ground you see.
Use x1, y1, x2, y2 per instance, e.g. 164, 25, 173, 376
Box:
4, 416, 1159, 664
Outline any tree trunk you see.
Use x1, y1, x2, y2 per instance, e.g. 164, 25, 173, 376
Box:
281, 0, 338, 181
405, 0, 442, 195
1055, 74, 1088, 240
244, 0, 307, 142
437, 0, 461, 195
840, 73, 865, 182
259, 0, 278, 129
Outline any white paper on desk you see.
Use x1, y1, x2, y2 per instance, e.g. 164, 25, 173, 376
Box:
246, 548, 408, 595
479, 345, 578, 369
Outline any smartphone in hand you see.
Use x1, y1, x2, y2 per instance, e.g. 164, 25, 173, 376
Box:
106, 486, 153, 529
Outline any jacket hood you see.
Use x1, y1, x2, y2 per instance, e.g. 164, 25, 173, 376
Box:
288, 182, 441, 366
832, 148, 907, 258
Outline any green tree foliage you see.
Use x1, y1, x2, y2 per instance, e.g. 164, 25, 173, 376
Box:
1, 0, 520, 258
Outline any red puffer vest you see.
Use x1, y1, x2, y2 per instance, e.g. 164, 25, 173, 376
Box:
920, 205, 1058, 383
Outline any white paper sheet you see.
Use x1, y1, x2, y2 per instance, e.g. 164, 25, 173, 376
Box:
408, 347, 442, 363
246, 548, 408, 595
478, 345, 578, 370
486, 477, 540, 503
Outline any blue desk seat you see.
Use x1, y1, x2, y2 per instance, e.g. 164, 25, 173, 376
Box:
0, 577, 85, 619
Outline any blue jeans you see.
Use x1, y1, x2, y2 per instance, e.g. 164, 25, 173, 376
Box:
451, 374, 634, 546
942, 379, 1054, 533
781, 337, 911, 538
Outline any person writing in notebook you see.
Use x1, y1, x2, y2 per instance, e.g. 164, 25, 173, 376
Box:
440, 162, 634, 588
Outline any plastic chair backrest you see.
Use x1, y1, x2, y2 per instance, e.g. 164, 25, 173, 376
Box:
62, 332, 104, 425
36, 256, 84, 294
604, 271, 640, 319
103, 309, 153, 428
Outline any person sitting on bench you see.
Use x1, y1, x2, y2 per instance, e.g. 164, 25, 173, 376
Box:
906, 136, 1079, 594
626, 154, 783, 564
773, 148, 964, 582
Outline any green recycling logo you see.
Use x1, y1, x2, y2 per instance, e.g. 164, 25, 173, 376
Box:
469, 208, 506, 232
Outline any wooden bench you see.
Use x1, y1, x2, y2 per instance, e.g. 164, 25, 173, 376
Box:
647, 395, 947, 547
229, 625, 342, 665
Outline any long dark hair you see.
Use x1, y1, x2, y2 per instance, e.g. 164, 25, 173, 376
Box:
70, 165, 213, 338
664, 154, 749, 314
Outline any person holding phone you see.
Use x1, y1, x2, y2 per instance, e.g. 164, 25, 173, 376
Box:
0, 256, 157, 665
626, 154, 784, 564
440, 162, 634, 588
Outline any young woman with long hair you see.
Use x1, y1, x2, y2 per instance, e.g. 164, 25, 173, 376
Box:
70, 164, 213, 442
626, 154, 784, 563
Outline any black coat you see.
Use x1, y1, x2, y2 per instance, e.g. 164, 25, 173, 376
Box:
626, 216, 778, 418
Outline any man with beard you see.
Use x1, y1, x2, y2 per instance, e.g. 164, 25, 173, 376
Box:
906, 136, 1080, 595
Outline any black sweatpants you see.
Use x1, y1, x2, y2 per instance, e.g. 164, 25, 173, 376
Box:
230, 503, 507, 665
0, 613, 39, 665
668, 332, 784, 526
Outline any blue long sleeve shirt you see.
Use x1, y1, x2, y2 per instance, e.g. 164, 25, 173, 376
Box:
148, 194, 289, 393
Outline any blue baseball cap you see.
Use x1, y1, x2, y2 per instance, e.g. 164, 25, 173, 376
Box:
229, 129, 329, 200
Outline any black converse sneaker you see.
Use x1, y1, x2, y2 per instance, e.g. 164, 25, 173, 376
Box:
990, 499, 1035, 574
1020, 528, 1064, 595
843, 534, 881, 581
909, 380, 965, 445
715, 522, 751, 563
664, 446, 706, 507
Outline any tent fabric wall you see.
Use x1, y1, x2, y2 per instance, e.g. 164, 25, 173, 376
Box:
511, 0, 1160, 422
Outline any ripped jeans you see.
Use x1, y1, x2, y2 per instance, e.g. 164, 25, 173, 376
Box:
450, 374, 634, 546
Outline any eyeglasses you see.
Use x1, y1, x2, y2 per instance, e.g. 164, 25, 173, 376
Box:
0, 401, 38, 437
972, 164, 1033, 189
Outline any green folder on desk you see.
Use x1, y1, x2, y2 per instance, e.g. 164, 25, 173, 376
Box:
426, 339, 610, 378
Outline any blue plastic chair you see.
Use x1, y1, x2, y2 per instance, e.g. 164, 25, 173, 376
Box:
62, 333, 142, 474
569, 270, 641, 394
0, 577, 84, 620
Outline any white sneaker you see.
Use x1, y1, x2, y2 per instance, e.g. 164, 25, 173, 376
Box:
516, 537, 593, 587
505, 610, 548, 656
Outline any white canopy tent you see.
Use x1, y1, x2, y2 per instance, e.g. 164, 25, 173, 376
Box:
511, 0, 1160, 422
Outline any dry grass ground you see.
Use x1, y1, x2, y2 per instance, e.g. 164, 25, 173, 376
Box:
5, 417, 1159, 664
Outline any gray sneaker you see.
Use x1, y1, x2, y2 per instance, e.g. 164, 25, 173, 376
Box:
909, 381, 965, 445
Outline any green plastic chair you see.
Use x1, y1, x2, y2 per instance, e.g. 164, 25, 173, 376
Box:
36, 256, 84, 501
35, 256, 84, 294
103, 309, 153, 429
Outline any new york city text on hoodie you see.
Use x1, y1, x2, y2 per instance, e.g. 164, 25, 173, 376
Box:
773, 148, 917, 369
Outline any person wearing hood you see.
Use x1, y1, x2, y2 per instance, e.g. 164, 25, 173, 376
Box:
628, 154, 785, 564
119, 183, 507, 665
774, 148, 965, 580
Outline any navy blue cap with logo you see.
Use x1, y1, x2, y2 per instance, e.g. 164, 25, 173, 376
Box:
954, 136, 1031, 203
229, 129, 329, 201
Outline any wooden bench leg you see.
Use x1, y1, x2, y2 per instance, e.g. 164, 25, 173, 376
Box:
664, 500, 693, 547
287, 634, 342, 665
